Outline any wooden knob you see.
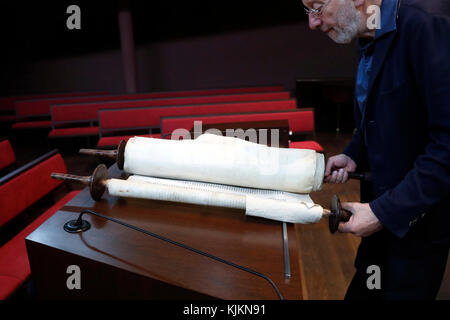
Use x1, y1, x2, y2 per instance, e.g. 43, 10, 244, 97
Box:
348, 172, 371, 182
328, 194, 353, 234
51, 164, 109, 201
78, 140, 127, 171
50, 172, 91, 185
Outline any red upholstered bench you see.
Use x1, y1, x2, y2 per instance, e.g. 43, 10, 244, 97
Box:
5, 86, 279, 116
0, 139, 15, 171
1, 91, 109, 126
289, 140, 324, 152
97, 134, 161, 147
11, 120, 52, 130
16, 86, 285, 123
9, 91, 109, 128
48, 91, 290, 139
48, 126, 100, 138
0, 115, 16, 122
1, 91, 109, 113
161, 109, 315, 136
0, 150, 80, 299
160, 109, 323, 151
0, 96, 19, 114
96, 99, 296, 147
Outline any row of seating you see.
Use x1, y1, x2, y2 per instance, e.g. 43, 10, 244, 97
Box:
0, 150, 78, 299
96, 107, 323, 152
43, 95, 323, 152
9, 86, 284, 127
95, 99, 296, 144
3, 86, 324, 151
46, 92, 290, 138
0, 91, 110, 123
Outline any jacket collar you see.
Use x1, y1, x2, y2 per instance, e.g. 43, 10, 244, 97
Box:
360, 0, 401, 123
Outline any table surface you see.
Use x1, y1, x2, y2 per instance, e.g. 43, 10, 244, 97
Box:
26, 163, 303, 300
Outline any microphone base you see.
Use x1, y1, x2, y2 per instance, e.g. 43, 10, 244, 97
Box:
64, 219, 91, 233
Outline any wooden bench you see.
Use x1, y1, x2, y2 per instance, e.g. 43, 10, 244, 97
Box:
96, 99, 297, 147
13, 86, 284, 128
161, 109, 324, 152
48, 92, 290, 139
0, 150, 80, 299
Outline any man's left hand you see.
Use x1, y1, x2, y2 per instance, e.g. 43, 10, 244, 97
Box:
338, 202, 383, 237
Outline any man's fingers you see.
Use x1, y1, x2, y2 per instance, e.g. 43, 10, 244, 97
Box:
340, 202, 355, 213
338, 221, 352, 234
335, 168, 344, 183
342, 170, 349, 183
329, 170, 338, 184
338, 203, 356, 233
324, 158, 335, 176
326, 169, 350, 184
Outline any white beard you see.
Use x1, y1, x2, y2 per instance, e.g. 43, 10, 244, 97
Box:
329, 2, 364, 44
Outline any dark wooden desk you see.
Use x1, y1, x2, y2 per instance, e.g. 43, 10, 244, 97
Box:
26, 163, 303, 299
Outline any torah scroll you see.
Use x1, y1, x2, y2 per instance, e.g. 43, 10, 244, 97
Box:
123, 134, 325, 194
106, 175, 323, 224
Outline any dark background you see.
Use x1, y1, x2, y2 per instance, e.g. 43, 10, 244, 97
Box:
0, 0, 306, 62
0, 1, 356, 132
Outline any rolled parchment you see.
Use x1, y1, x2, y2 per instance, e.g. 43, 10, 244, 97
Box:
106, 175, 323, 224
123, 134, 324, 194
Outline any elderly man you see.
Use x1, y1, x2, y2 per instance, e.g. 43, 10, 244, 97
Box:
302, 0, 450, 299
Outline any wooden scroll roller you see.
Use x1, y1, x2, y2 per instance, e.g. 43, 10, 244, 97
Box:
51, 164, 108, 201
51, 164, 352, 233
79, 140, 127, 170
322, 195, 352, 234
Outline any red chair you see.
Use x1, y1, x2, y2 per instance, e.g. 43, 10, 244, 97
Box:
0, 150, 80, 299
0, 139, 16, 171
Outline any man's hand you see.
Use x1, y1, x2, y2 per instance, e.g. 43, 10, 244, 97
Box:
338, 202, 383, 237
325, 154, 357, 184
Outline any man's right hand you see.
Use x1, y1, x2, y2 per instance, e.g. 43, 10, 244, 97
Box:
324, 154, 357, 184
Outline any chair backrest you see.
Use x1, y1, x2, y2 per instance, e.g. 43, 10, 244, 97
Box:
98, 99, 297, 136
0, 139, 16, 171
16, 86, 285, 118
0, 150, 66, 228
50, 91, 290, 127
160, 109, 315, 137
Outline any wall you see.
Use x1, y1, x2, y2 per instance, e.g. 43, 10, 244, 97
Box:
3, 22, 358, 95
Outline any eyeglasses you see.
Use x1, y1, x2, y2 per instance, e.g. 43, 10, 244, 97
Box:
304, 0, 332, 18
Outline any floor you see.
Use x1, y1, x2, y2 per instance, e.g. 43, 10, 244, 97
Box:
296, 132, 362, 300
3, 128, 449, 300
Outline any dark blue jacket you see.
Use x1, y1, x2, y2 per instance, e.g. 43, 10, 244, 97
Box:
343, 0, 450, 242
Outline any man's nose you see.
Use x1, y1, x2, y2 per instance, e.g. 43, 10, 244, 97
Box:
308, 14, 322, 30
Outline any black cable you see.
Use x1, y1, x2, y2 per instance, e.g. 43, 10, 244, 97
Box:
77, 209, 284, 300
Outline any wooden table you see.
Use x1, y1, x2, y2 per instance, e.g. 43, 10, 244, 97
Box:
26, 134, 303, 300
